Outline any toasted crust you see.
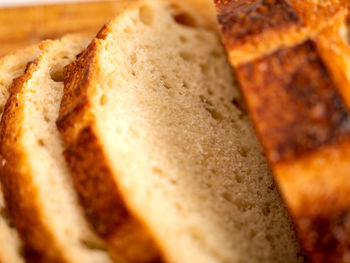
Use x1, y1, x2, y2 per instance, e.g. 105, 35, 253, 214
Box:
56, 1, 225, 262
215, 0, 348, 65
0, 35, 115, 263
216, 1, 350, 262
63, 126, 161, 263
0, 65, 65, 262
0, 44, 40, 263
57, 3, 162, 262
236, 40, 350, 163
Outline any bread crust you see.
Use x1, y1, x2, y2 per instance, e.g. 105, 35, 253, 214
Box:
0, 64, 65, 263
57, 3, 162, 261
57, 0, 223, 262
215, 1, 350, 262
215, 0, 348, 65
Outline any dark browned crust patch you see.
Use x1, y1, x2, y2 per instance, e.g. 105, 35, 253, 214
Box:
215, 0, 301, 48
236, 40, 350, 163
57, 26, 162, 262
65, 127, 161, 263
295, 195, 350, 263
0, 73, 65, 263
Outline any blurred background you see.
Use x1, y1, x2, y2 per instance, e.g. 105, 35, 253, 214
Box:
0, 0, 126, 57
0, 0, 99, 7
0, 0, 211, 57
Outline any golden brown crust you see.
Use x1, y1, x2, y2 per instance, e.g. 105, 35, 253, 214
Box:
235, 39, 350, 262
275, 139, 350, 263
0, 67, 65, 263
215, 0, 348, 65
235, 40, 350, 163
216, 1, 350, 262
64, 127, 161, 263
215, 0, 301, 49
57, 5, 162, 261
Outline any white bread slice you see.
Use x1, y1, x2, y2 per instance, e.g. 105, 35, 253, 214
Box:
57, 1, 305, 262
0, 46, 39, 263
0, 35, 113, 263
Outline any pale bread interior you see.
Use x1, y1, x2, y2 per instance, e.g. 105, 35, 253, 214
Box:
14, 36, 112, 262
0, 46, 39, 263
89, 1, 304, 263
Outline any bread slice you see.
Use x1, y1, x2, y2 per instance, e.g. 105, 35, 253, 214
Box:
215, 1, 350, 262
0, 34, 113, 263
0, 46, 40, 263
57, 1, 305, 262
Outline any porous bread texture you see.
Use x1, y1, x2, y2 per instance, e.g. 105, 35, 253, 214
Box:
0, 45, 39, 116
0, 35, 113, 263
58, 1, 304, 263
0, 45, 39, 263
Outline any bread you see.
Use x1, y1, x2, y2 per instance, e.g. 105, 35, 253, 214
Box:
0, 34, 113, 263
0, 45, 40, 263
215, 0, 350, 262
57, 1, 305, 262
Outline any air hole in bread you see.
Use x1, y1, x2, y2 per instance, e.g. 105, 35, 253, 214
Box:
180, 51, 195, 62
80, 239, 107, 251
249, 229, 257, 239
183, 81, 189, 89
235, 174, 243, 183
170, 178, 177, 185
232, 98, 247, 116
208, 89, 214, 96
100, 94, 107, 106
199, 95, 213, 106
172, 12, 197, 28
153, 167, 164, 175
233, 199, 254, 212
164, 82, 172, 89
50, 67, 64, 82
211, 49, 221, 58
44, 115, 50, 123
37, 139, 45, 147
222, 192, 232, 202
139, 5, 154, 26
262, 204, 271, 216
200, 63, 209, 74
130, 53, 137, 65
43, 107, 50, 122
206, 107, 224, 121
179, 35, 188, 43
238, 146, 249, 157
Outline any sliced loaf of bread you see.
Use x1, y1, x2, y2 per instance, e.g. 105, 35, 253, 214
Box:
0, 45, 40, 263
0, 35, 113, 263
57, 1, 305, 262
214, 1, 350, 261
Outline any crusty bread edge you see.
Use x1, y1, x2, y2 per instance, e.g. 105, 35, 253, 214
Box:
57, 1, 166, 262
0, 59, 66, 262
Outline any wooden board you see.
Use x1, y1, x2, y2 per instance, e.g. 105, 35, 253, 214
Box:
0, 1, 131, 57
0, 0, 215, 57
